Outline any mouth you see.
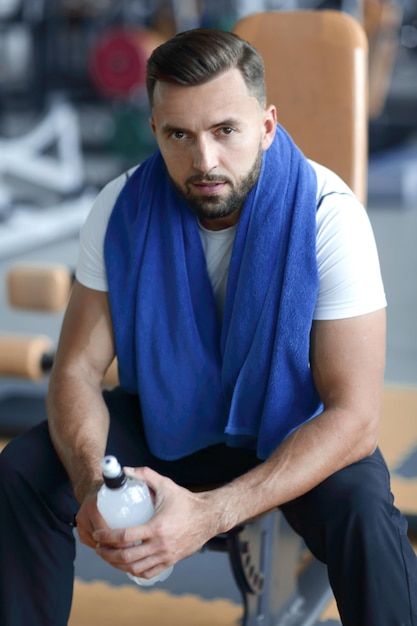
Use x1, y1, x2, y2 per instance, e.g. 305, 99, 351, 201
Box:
192, 181, 227, 195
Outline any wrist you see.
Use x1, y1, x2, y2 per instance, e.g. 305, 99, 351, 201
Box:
201, 485, 241, 535
73, 477, 103, 505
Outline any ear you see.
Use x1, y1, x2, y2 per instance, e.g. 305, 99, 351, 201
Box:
149, 117, 156, 135
261, 105, 277, 150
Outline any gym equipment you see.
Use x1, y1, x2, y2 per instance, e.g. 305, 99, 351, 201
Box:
0, 191, 95, 262
0, 332, 119, 388
0, 99, 85, 195
0, 99, 96, 260
1, 263, 118, 387
203, 512, 332, 625
365, 0, 404, 118
0, 0, 21, 19
7, 263, 73, 312
233, 8, 368, 205
89, 27, 165, 100
377, 386, 417, 529
0, 334, 54, 381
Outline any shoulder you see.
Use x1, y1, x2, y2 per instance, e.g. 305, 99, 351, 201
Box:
75, 166, 140, 291
85, 165, 140, 229
309, 159, 369, 242
309, 160, 356, 204
309, 160, 386, 320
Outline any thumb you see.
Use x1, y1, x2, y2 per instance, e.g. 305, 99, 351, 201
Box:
123, 465, 169, 497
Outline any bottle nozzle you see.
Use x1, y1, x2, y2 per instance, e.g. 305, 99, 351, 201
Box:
101, 455, 121, 479
100, 455, 126, 488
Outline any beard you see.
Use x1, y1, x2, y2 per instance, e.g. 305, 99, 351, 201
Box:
171, 144, 263, 222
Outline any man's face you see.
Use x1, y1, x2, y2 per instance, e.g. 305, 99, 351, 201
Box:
150, 68, 277, 230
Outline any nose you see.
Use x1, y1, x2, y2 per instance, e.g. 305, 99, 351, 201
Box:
192, 135, 218, 173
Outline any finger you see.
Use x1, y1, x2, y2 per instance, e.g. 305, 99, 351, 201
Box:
95, 542, 153, 569
78, 530, 97, 549
130, 559, 171, 580
93, 524, 151, 546
96, 544, 170, 580
124, 466, 168, 494
76, 517, 97, 548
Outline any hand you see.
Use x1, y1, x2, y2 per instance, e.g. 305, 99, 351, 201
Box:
75, 483, 107, 549
92, 466, 220, 580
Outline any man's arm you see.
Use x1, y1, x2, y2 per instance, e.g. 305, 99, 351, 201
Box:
93, 307, 386, 580
46, 280, 115, 540
213, 307, 386, 527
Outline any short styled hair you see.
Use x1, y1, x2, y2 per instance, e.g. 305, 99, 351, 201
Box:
146, 28, 266, 108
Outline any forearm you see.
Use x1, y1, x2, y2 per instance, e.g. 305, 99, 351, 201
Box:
46, 369, 110, 503
91, 404, 379, 573
206, 404, 379, 535
208, 312, 386, 534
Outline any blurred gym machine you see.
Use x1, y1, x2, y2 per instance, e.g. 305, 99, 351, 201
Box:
0, 98, 97, 259
0, 0, 249, 257
0, 1, 165, 257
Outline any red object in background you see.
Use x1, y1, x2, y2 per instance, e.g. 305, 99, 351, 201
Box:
89, 28, 165, 99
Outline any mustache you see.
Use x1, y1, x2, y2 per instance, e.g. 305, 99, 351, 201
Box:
186, 173, 231, 185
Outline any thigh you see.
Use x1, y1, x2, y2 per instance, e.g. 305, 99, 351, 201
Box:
0, 389, 148, 522
0, 420, 78, 523
280, 448, 395, 559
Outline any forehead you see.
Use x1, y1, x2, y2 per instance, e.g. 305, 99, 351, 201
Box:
151, 68, 261, 128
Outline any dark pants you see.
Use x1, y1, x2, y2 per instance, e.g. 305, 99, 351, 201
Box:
0, 388, 416, 625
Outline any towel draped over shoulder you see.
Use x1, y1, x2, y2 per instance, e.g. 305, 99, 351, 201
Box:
104, 125, 323, 460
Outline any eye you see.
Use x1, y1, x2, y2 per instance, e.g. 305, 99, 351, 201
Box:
171, 130, 188, 140
218, 126, 235, 136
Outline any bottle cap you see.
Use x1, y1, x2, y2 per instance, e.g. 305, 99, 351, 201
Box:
101, 455, 126, 488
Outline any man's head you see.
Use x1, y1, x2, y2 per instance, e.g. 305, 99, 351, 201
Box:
147, 29, 277, 230
146, 28, 266, 110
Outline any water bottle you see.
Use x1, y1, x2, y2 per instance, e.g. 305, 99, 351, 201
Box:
97, 455, 173, 587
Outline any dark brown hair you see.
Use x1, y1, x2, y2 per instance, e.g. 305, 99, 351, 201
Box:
146, 28, 266, 108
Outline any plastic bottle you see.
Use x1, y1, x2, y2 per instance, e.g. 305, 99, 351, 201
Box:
97, 455, 173, 586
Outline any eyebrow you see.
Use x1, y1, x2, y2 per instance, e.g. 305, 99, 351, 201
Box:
160, 118, 241, 135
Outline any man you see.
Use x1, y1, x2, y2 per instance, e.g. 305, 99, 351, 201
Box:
0, 28, 416, 625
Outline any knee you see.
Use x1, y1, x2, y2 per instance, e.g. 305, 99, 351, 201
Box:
341, 481, 391, 525
0, 424, 66, 492
0, 434, 48, 501
323, 471, 395, 543
0, 440, 34, 516
0, 428, 78, 524
0, 438, 22, 484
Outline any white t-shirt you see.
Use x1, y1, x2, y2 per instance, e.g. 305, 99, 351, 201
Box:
76, 160, 387, 320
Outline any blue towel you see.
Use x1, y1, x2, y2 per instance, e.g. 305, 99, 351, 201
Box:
104, 125, 322, 460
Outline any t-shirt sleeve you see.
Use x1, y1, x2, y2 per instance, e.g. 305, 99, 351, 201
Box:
314, 192, 387, 320
75, 173, 128, 291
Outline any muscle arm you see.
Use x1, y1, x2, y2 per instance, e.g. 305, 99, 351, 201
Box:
46, 280, 115, 503
204, 308, 386, 535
